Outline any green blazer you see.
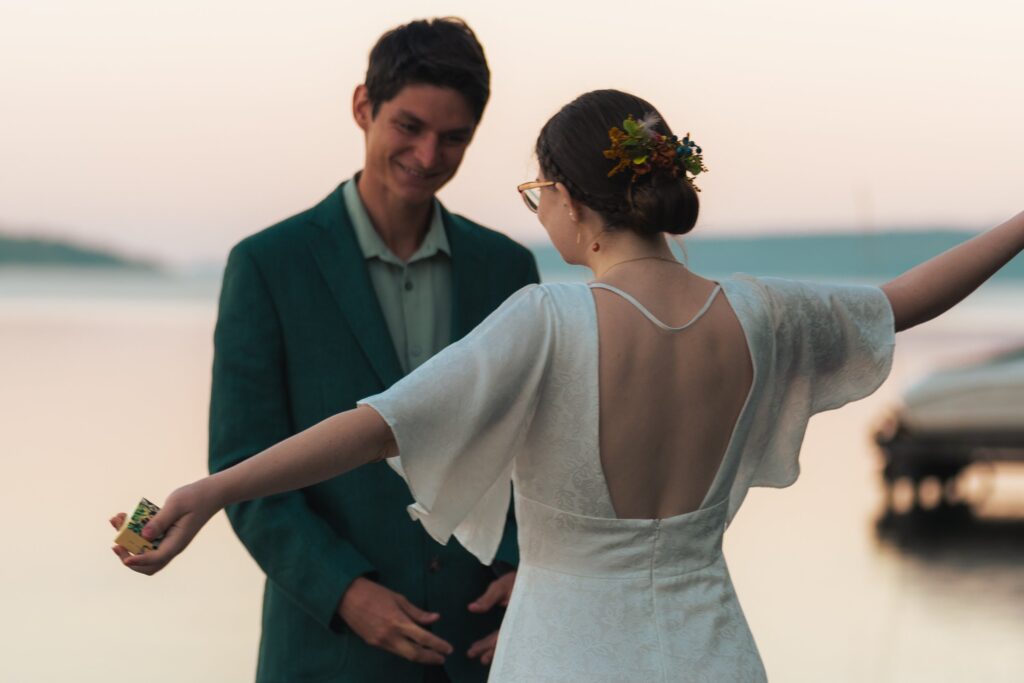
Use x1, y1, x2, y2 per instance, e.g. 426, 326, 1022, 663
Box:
209, 182, 540, 683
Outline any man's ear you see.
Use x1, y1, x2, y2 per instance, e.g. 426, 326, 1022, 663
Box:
352, 84, 372, 132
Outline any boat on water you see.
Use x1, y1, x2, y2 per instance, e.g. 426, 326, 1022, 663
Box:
875, 346, 1024, 512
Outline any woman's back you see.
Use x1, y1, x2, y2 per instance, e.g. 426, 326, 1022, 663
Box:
361, 274, 895, 682
592, 264, 753, 519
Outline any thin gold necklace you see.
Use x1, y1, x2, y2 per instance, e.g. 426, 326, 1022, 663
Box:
597, 255, 682, 278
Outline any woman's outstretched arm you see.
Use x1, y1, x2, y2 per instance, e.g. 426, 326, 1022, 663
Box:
882, 210, 1024, 332
116, 406, 395, 575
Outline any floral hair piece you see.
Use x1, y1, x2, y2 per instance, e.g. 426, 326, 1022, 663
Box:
603, 113, 708, 191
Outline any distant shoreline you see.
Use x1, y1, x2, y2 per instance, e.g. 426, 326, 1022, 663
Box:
533, 229, 1024, 281
0, 233, 159, 271
3, 228, 1021, 282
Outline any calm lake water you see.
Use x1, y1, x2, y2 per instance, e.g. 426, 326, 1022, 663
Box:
1, 266, 1022, 682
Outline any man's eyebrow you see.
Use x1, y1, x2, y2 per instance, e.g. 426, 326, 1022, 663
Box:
394, 110, 425, 125
394, 109, 473, 137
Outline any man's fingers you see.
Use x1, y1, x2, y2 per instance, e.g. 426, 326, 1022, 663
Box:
111, 545, 131, 562
397, 596, 441, 625
399, 621, 453, 657
109, 513, 126, 530
390, 637, 447, 665
467, 630, 498, 659
468, 579, 504, 613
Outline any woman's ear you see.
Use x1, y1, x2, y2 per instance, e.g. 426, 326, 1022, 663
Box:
555, 183, 583, 222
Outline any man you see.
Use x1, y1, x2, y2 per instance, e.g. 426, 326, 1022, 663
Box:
209, 18, 539, 682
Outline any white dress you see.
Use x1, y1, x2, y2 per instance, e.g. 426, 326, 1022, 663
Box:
358, 276, 895, 682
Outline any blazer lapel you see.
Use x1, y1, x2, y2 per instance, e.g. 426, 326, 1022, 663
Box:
443, 206, 488, 341
308, 185, 404, 388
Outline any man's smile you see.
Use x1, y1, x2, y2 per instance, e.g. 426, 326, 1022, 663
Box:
394, 159, 443, 181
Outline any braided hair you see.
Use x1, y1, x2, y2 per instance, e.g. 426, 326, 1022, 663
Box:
535, 90, 699, 236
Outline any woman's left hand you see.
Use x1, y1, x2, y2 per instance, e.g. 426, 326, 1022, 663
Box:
109, 479, 221, 576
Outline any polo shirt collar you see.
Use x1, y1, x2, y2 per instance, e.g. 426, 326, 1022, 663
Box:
342, 176, 450, 266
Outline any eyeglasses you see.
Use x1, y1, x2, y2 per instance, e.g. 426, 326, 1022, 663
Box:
516, 180, 556, 213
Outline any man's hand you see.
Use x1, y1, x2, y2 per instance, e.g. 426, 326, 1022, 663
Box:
337, 577, 454, 665
466, 571, 516, 665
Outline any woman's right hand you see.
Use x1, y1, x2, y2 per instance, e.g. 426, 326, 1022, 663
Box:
109, 478, 221, 576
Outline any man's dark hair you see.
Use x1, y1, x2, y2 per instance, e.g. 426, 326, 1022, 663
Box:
365, 17, 490, 122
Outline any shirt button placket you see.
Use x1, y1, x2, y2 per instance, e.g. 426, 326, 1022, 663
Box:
402, 269, 417, 368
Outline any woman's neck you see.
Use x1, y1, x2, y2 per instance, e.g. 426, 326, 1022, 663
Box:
584, 231, 677, 279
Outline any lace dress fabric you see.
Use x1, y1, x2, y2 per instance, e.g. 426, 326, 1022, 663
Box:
359, 276, 895, 682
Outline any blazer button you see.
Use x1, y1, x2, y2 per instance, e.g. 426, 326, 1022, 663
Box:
404, 281, 413, 291
429, 556, 441, 573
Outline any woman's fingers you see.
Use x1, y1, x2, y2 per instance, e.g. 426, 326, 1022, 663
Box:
139, 501, 177, 542
114, 481, 219, 576
124, 512, 203, 575
109, 512, 126, 530
111, 545, 132, 562
121, 532, 181, 575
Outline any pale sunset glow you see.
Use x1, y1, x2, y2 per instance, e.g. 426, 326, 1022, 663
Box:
1, 0, 1021, 264
2, 5, 1023, 680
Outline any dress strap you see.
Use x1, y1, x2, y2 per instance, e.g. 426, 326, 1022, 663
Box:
588, 283, 722, 332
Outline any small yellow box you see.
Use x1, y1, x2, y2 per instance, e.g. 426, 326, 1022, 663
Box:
114, 498, 162, 555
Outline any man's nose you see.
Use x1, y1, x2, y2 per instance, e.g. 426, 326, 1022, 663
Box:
413, 135, 440, 170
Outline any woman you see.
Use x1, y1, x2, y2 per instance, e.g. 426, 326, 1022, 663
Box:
112, 90, 1024, 681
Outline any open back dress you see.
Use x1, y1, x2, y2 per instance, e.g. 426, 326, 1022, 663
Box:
359, 275, 895, 682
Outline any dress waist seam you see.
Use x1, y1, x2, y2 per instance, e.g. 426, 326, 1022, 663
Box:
519, 551, 725, 580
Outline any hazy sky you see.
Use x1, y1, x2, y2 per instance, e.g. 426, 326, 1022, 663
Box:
1, 0, 1021, 264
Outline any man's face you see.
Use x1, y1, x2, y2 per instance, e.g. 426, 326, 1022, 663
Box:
354, 83, 477, 205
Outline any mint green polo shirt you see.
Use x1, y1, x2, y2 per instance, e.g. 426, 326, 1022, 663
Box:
342, 178, 453, 374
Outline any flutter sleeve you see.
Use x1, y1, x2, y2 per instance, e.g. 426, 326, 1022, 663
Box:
726, 277, 896, 517
765, 277, 896, 413
357, 284, 553, 565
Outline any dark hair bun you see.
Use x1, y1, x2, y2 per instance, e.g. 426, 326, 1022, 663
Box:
617, 171, 698, 236
536, 89, 699, 236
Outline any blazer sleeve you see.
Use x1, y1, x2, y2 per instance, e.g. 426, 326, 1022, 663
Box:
209, 243, 375, 631
359, 284, 553, 566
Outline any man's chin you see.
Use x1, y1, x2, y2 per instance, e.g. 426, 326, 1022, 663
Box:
391, 174, 450, 204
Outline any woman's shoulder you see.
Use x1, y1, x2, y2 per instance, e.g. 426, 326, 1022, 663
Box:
501, 281, 594, 309
719, 273, 873, 305
498, 282, 595, 332
538, 281, 600, 314
485, 282, 582, 325
718, 274, 892, 346
717, 275, 833, 334
535, 280, 592, 298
